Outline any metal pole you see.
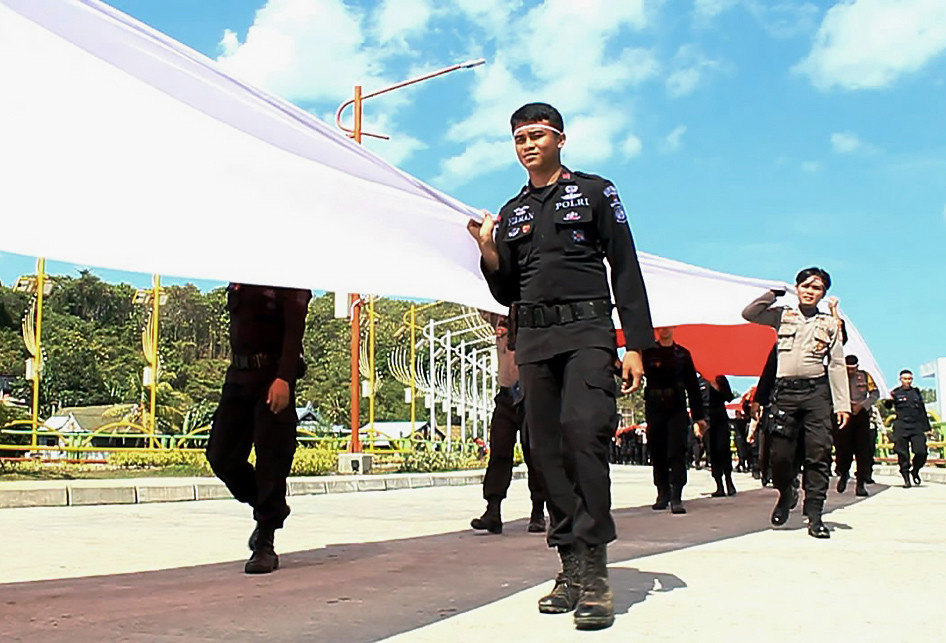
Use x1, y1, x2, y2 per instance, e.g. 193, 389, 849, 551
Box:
445, 329, 453, 451
348, 84, 363, 454
149, 274, 160, 449
470, 347, 478, 441
410, 305, 416, 433
428, 319, 435, 434
460, 340, 466, 445
369, 295, 376, 443
30, 258, 46, 450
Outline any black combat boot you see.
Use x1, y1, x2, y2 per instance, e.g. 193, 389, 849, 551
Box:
249, 505, 290, 551
855, 480, 869, 497
912, 470, 921, 486
670, 485, 686, 514
725, 473, 737, 496
804, 500, 830, 539
471, 497, 502, 534
527, 501, 547, 533
651, 485, 670, 510
574, 543, 614, 630
245, 525, 279, 574
710, 477, 726, 498
770, 487, 792, 526
902, 472, 912, 488
836, 472, 848, 493
538, 544, 581, 614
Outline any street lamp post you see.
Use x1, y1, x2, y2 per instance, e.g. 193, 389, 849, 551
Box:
134, 275, 167, 450
334, 58, 485, 453
15, 258, 54, 452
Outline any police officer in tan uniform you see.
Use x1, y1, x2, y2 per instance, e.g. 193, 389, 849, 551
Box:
835, 354, 879, 497
742, 267, 850, 539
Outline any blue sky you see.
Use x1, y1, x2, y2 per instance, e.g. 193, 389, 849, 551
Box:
1, 0, 945, 385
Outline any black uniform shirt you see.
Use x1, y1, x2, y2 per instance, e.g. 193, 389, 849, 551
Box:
642, 343, 705, 421
885, 385, 930, 432
227, 284, 311, 383
483, 168, 654, 364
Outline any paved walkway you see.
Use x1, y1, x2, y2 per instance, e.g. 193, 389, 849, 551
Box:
1, 466, 943, 642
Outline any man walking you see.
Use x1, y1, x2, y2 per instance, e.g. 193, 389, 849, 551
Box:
884, 369, 930, 487
471, 311, 547, 534
835, 355, 879, 496
742, 268, 850, 539
468, 102, 653, 630
206, 283, 310, 573
642, 327, 705, 514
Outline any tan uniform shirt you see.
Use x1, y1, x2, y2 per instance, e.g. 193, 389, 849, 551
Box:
848, 370, 879, 413
742, 291, 851, 412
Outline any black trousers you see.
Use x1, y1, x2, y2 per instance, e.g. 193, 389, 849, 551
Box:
519, 347, 618, 548
707, 413, 733, 479
206, 373, 298, 529
482, 387, 546, 505
834, 409, 873, 482
768, 379, 833, 517
646, 406, 690, 492
893, 430, 928, 475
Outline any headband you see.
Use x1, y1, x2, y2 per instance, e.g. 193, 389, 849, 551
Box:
512, 123, 564, 138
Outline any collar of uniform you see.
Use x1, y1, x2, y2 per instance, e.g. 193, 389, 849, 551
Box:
517, 166, 575, 196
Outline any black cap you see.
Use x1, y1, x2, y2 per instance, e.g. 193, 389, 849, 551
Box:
844, 355, 859, 365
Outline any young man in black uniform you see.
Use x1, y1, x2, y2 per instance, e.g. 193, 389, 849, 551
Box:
206, 283, 310, 574
703, 374, 737, 497
884, 369, 930, 488
643, 327, 705, 514
467, 102, 653, 630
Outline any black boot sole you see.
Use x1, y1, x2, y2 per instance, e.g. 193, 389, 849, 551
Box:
470, 518, 502, 534
539, 602, 576, 614
574, 614, 615, 630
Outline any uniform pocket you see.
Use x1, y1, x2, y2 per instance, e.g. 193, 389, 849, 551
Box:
811, 327, 832, 356
585, 371, 617, 398
776, 325, 797, 351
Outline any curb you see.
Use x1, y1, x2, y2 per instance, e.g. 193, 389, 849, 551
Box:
0, 469, 526, 510
874, 464, 946, 485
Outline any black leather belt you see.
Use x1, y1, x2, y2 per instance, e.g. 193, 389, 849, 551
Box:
516, 299, 612, 328
231, 353, 278, 369
775, 375, 827, 391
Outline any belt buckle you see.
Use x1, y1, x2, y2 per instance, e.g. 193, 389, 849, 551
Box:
532, 307, 546, 327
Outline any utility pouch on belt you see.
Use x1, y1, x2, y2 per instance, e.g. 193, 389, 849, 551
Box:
765, 404, 797, 440
507, 303, 519, 352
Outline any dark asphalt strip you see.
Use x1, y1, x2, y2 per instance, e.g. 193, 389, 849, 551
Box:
0, 485, 880, 642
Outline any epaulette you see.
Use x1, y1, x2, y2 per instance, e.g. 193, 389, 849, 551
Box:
572, 170, 608, 183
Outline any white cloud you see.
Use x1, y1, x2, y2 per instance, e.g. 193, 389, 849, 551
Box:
219, 29, 240, 57
795, 0, 946, 91
801, 160, 823, 172
694, 0, 739, 20
694, 1, 818, 37
666, 44, 721, 97
830, 131, 861, 153
217, 0, 386, 104
661, 125, 687, 153
437, 0, 660, 185
434, 139, 515, 188
215, 0, 665, 182
623, 134, 643, 158
373, 0, 433, 47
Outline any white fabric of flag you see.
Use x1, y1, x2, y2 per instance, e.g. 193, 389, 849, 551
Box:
0, 0, 886, 392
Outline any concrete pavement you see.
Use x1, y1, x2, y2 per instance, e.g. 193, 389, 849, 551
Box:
1, 465, 943, 642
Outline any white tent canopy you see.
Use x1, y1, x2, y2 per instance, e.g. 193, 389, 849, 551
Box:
0, 0, 886, 392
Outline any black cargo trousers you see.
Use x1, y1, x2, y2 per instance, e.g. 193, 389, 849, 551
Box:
206, 367, 297, 530
482, 386, 546, 505
834, 408, 873, 483
646, 404, 691, 493
768, 377, 833, 518
519, 347, 618, 548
